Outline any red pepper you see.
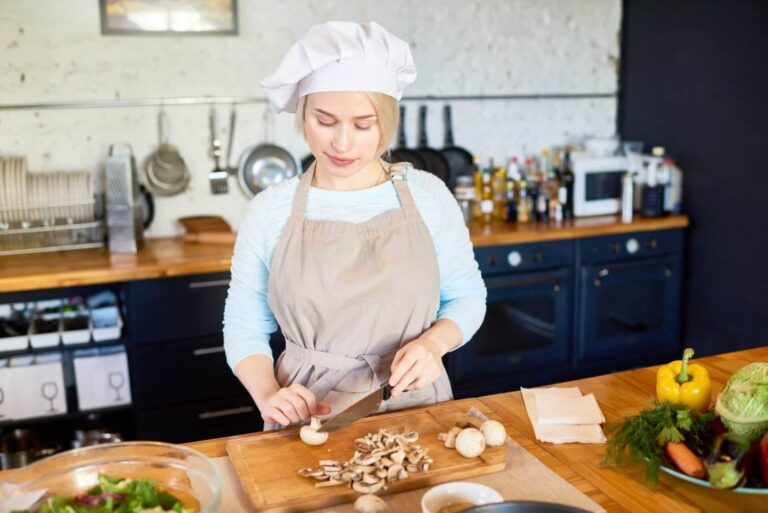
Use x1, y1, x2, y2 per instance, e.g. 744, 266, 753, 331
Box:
760, 431, 768, 486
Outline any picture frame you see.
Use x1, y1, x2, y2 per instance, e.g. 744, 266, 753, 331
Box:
99, 0, 238, 36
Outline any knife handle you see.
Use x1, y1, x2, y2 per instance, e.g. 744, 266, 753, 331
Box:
382, 384, 392, 401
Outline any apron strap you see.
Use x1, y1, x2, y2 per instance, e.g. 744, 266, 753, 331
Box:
291, 163, 314, 219
386, 161, 418, 211
284, 342, 397, 401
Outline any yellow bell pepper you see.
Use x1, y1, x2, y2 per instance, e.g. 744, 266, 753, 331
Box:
656, 348, 712, 412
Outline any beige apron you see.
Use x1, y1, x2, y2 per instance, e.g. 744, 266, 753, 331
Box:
265, 162, 452, 430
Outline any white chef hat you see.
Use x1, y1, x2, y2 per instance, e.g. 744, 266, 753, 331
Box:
260, 21, 417, 113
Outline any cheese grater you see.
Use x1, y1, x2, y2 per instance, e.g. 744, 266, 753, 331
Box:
105, 143, 144, 253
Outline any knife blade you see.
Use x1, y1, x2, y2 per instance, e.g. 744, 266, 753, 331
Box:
319, 383, 392, 432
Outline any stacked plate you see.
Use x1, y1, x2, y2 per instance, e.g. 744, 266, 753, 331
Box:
0, 155, 94, 229
0, 155, 28, 227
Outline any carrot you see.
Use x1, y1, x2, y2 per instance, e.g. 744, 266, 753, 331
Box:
665, 442, 706, 479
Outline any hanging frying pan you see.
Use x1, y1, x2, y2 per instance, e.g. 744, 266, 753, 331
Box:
415, 105, 450, 184
386, 105, 427, 171
440, 104, 475, 191
237, 109, 301, 198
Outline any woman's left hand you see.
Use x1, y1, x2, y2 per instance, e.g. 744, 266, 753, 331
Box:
388, 336, 445, 397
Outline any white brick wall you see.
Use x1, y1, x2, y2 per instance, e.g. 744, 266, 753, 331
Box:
0, 0, 621, 236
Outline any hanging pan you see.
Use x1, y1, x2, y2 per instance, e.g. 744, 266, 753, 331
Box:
414, 105, 450, 184
237, 108, 301, 198
143, 109, 190, 196
440, 104, 475, 191
386, 105, 427, 171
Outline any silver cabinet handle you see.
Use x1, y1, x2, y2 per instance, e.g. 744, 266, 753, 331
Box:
193, 346, 225, 357
198, 406, 254, 420
188, 279, 229, 289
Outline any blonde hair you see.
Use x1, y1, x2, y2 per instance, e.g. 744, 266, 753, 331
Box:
295, 93, 399, 157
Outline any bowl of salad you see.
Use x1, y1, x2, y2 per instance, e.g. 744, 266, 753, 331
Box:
4, 441, 221, 512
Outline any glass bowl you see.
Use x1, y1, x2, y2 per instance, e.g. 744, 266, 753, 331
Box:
5, 441, 221, 512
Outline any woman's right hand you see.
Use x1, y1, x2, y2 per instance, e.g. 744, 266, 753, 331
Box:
258, 383, 331, 426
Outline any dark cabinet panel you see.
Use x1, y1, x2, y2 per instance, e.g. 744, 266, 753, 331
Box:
575, 256, 681, 366
135, 397, 262, 443
574, 230, 684, 372
448, 241, 574, 398
130, 335, 246, 409
126, 273, 229, 344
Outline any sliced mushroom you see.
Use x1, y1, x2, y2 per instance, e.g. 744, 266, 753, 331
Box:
390, 450, 406, 464
315, 478, 345, 488
299, 427, 431, 493
386, 464, 404, 482
353, 480, 385, 494
406, 449, 424, 464
443, 426, 461, 448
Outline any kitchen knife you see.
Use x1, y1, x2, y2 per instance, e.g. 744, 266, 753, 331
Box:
319, 383, 392, 432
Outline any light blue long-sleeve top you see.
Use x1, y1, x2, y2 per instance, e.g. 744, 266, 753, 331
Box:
223, 168, 487, 371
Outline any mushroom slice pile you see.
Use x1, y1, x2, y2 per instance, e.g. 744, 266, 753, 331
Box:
297, 428, 432, 493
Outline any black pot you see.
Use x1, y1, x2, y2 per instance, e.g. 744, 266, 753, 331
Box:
464, 502, 591, 513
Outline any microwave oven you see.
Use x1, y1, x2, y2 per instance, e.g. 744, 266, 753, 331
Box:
571, 155, 629, 217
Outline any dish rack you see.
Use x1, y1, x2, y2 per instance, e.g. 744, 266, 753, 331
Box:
0, 156, 104, 256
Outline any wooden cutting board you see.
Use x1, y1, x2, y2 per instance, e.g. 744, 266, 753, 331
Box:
226, 401, 507, 513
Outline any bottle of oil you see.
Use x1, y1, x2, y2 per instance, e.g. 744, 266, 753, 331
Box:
492, 165, 507, 220
480, 169, 494, 223
472, 156, 484, 220
561, 149, 575, 220
517, 179, 532, 223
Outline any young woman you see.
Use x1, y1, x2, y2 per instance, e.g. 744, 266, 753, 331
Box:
224, 21, 486, 430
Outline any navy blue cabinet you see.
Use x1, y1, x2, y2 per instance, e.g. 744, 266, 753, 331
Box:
124, 273, 264, 441
447, 240, 574, 398
447, 228, 685, 398
574, 230, 683, 373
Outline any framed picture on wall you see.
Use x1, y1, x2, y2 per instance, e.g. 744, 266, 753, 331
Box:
100, 0, 238, 35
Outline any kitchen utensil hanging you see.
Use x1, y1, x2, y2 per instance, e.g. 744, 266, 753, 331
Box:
415, 105, 450, 184
440, 104, 475, 191
386, 105, 427, 171
237, 107, 300, 198
143, 109, 190, 196
208, 107, 230, 194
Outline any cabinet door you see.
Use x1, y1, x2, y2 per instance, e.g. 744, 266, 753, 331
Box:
576, 256, 681, 366
448, 268, 572, 393
135, 397, 262, 443
127, 273, 230, 344
130, 336, 246, 409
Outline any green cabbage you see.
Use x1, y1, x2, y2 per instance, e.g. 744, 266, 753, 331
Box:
715, 362, 768, 441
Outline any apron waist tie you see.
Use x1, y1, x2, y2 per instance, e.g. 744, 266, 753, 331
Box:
283, 342, 397, 401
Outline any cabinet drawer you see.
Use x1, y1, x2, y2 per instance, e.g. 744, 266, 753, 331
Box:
575, 256, 681, 367
135, 398, 262, 443
130, 336, 245, 408
127, 273, 230, 343
577, 229, 684, 264
475, 241, 574, 276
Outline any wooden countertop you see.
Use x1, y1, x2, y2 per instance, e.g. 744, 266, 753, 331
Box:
183, 346, 765, 513
0, 215, 688, 293
1, 347, 763, 511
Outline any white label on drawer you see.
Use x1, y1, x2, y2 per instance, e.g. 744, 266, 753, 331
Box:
74, 352, 132, 410
4, 361, 67, 420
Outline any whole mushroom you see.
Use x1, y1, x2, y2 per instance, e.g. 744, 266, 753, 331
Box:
480, 420, 507, 447
455, 427, 486, 458
354, 494, 388, 513
299, 416, 329, 446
